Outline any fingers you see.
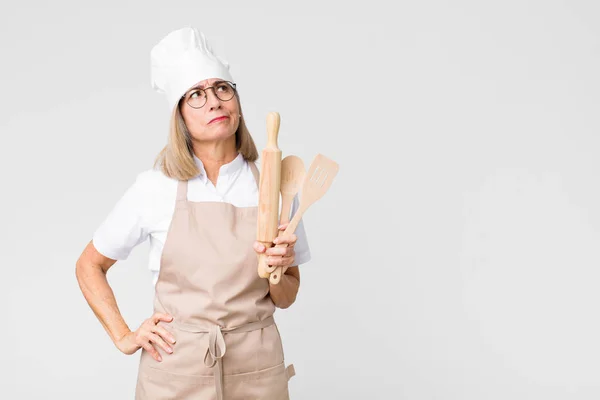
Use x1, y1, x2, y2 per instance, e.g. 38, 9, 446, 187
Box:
140, 341, 162, 362
266, 255, 295, 267
265, 246, 291, 257
273, 233, 297, 247
135, 328, 163, 362
148, 332, 173, 355
154, 325, 176, 345
266, 243, 295, 267
253, 241, 266, 253
152, 312, 173, 324
136, 313, 176, 362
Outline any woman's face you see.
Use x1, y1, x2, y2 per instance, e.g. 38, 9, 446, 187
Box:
179, 78, 241, 144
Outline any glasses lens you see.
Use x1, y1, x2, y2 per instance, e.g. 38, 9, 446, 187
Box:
187, 89, 207, 108
214, 82, 235, 102
185, 82, 235, 108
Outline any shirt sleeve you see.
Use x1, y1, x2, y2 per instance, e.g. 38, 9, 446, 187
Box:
92, 171, 152, 261
288, 193, 311, 266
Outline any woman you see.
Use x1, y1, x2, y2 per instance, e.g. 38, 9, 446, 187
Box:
75, 27, 311, 399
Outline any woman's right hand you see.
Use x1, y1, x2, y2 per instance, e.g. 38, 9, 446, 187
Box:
115, 312, 176, 362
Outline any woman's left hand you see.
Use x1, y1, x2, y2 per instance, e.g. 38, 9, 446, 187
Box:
253, 223, 297, 273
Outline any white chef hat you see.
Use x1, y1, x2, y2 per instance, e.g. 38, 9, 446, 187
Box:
150, 26, 234, 111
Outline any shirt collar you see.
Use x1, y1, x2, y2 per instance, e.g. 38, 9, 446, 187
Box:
193, 152, 244, 184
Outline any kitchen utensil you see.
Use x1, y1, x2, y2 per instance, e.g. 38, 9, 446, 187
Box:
269, 153, 340, 284
264, 155, 306, 275
256, 112, 282, 278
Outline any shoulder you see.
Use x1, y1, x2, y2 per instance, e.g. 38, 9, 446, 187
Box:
131, 167, 178, 195
115, 167, 179, 213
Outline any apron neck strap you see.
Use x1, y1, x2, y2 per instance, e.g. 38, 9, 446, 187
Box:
249, 161, 260, 187
176, 180, 188, 202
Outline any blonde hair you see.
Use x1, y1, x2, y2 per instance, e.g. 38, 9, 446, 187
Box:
154, 94, 258, 180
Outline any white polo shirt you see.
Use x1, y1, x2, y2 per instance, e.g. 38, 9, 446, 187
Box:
92, 152, 311, 285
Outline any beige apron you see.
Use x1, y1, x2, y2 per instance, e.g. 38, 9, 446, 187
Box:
135, 162, 295, 400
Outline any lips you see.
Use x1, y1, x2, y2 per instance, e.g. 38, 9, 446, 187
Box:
209, 116, 229, 124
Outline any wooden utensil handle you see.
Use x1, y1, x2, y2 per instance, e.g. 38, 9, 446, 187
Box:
266, 112, 280, 148
257, 251, 272, 278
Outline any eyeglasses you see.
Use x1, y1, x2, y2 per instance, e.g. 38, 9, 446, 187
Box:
181, 81, 237, 109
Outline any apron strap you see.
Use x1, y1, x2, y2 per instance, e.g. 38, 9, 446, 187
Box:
249, 161, 260, 187
285, 364, 296, 381
203, 324, 227, 400
176, 180, 188, 202
196, 316, 275, 400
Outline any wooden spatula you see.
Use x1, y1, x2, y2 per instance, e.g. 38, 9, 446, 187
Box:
264, 156, 306, 275
269, 154, 340, 284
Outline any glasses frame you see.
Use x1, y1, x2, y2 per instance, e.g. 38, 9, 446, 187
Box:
181, 81, 237, 109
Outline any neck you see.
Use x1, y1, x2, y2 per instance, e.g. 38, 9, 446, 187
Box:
192, 136, 237, 185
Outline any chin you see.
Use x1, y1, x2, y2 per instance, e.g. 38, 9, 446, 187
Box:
207, 127, 236, 142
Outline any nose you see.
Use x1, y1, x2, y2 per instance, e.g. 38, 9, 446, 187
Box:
205, 88, 222, 110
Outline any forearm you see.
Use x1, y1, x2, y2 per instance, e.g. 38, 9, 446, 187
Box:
268, 266, 300, 309
75, 261, 131, 344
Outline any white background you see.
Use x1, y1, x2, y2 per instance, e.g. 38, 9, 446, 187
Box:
1, 0, 600, 399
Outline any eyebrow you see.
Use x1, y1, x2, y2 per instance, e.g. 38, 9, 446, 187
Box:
188, 80, 227, 91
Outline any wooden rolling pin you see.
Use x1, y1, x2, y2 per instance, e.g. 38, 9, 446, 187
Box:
256, 112, 282, 278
